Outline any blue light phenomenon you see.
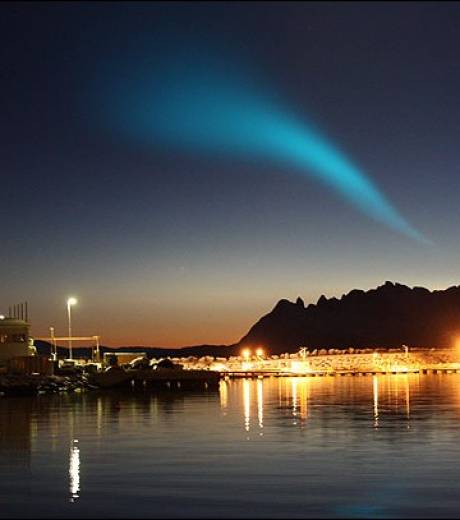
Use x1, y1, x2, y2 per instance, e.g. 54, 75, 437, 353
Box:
107, 58, 426, 243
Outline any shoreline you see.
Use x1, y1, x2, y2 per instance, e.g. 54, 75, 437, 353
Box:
1, 366, 460, 398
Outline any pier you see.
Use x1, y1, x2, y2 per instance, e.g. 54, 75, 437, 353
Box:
220, 368, 460, 378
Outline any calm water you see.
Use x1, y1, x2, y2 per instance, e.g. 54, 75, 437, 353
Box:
1, 374, 460, 518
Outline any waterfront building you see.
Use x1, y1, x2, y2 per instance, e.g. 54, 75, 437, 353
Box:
0, 316, 36, 364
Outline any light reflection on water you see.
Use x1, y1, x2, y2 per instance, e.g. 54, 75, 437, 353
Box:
1, 375, 460, 518
373, 375, 379, 428
69, 441, 80, 502
257, 379, 264, 430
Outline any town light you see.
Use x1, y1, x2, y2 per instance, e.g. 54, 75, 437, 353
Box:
256, 348, 264, 358
241, 349, 251, 360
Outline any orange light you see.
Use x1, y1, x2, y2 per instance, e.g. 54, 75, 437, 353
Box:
256, 348, 264, 357
241, 349, 251, 360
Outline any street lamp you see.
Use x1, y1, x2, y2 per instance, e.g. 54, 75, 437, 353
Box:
50, 326, 57, 361
67, 297, 77, 360
242, 349, 251, 361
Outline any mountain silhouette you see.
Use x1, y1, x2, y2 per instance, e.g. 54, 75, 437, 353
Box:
35, 282, 460, 359
238, 281, 460, 353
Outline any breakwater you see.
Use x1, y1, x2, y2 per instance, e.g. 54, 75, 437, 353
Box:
2, 349, 459, 396
172, 348, 460, 376
0, 374, 95, 397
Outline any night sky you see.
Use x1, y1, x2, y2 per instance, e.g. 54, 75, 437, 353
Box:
1, 2, 460, 346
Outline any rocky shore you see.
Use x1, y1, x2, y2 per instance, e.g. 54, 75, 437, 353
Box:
0, 374, 97, 397
0, 365, 221, 396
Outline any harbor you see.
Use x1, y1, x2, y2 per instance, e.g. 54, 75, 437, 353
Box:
3, 3, 460, 517
0, 303, 220, 396
2, 300, 460, 399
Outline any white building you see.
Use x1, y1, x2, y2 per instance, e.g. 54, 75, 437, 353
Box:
0, 317, 36, 363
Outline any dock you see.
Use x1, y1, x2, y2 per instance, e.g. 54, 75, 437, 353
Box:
221, 367, 460, 379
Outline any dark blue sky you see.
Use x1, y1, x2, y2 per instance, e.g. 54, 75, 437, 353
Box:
1, 2, 459, 346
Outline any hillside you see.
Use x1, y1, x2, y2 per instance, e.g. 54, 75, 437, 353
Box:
238, 281, 460, 353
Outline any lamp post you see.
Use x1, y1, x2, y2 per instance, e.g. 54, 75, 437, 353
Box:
50, 326, 56, 361
67, 297, 77, 360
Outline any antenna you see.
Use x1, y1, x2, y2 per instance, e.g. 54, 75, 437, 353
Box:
8, 302, 30, 321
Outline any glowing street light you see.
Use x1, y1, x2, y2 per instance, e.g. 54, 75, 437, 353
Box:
256, 348, 264, 358
67, 297, 77, 360
241, 349, 251, 361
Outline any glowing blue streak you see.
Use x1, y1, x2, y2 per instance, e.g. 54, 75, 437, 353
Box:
112, 67, 426, 242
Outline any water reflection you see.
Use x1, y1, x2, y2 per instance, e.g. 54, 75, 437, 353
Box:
69, 440, 80, 502
298, 378, 309, 421
257, 379, 263, 430
242, 378, 266, 434
373, 375, 379, 428
2, 375, 460, 518
243, 378, 251, 433
291, 377, 298, 424
405, 375, 411, 420
219, 380, 228, 412
382, 375, 409, 418
225, 374, 417, 433
0, 398, 34, 470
